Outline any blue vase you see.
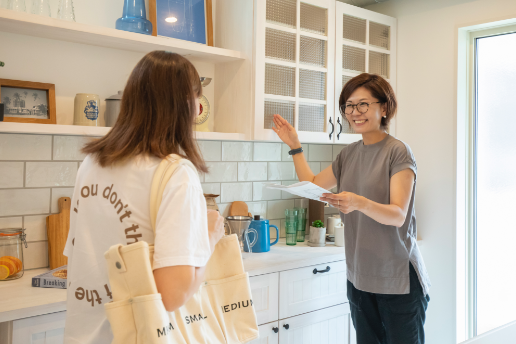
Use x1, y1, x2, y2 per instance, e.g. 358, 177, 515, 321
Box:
116, 0, 153, 35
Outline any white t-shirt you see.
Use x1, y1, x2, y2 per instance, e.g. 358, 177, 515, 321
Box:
63, 154, 211, 344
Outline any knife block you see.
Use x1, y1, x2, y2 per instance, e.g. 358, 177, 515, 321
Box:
308, 199, 325, 236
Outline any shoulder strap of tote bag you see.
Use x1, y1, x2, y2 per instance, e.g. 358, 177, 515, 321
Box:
150, 155, 197, 234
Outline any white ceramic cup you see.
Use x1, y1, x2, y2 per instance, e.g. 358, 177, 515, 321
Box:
327, 215, 342, 235
74, 93, 101, 126
334, 224, 345, 247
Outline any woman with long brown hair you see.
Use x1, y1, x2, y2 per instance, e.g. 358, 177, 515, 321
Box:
272, 73, 431, 343
63, 51, 225, 343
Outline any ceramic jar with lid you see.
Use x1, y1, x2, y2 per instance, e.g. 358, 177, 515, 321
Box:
74, 93, 102, 126
0, 228, 27, 281
105, 91, 123, 127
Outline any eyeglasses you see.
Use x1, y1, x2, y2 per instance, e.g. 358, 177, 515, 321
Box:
340, 101, 383, 115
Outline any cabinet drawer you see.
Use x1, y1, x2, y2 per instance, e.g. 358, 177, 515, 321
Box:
279, 260, 347, 319
279, 303, 351, 344
248, 321, 279, 344
12, 311, 66, 344
250, 273, 279, 325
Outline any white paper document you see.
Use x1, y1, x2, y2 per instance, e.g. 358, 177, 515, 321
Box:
266, 181, 332, 202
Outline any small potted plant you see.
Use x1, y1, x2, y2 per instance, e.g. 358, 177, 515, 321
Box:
308, 220, 326, 247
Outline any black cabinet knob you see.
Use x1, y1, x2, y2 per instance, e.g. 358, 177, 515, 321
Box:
272, 327, 279, 333
283, 324, 290, 330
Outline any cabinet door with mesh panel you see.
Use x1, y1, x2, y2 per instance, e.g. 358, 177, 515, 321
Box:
334, 2, 397, 144
254, 0, 336, 143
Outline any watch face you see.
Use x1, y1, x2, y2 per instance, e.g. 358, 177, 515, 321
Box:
195, 95, 210, 125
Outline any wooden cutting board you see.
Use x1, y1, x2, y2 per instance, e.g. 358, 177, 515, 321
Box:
46, 197, 71, 270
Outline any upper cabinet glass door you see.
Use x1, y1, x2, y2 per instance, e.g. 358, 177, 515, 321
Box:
334, 2, 397, 144
255, 0, 336, 142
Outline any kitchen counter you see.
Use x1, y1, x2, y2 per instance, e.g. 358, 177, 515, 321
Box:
0, 239, 345, 323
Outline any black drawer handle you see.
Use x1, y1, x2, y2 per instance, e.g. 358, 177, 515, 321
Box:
283, 324, 290, 330
272, 327, 279, 333
337, 117, 343, 140
313, 266, 331, 274
329, 117, 334, 140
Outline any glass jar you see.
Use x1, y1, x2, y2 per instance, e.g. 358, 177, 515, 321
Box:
285, 209, 298, 246
0, 228, 27, 281
295, 207, 307, 242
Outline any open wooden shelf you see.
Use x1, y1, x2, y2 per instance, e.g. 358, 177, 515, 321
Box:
0, 9, 244, 63
0, 122, 247, 141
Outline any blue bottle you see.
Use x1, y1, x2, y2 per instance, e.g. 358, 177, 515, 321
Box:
116, 0, 153, 35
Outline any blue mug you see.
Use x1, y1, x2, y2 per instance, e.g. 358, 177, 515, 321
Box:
244, 216, 279, 253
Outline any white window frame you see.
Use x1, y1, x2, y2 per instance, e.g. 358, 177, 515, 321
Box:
457, 19, 516, 343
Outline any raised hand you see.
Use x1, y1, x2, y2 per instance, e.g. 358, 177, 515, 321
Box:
271, 114, 301, 149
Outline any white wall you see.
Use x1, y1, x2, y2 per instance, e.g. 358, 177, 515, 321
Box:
363, 0, 516, 343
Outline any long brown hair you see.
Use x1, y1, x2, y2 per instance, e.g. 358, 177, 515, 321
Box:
339, 73, 397, 130
82, 51, 208, 173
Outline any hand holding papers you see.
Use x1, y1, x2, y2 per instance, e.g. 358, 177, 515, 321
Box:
266, 181, 332, 203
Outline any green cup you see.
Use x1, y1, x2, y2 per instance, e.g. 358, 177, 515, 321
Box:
285, 209, 298, 246
295, 207, 307, 242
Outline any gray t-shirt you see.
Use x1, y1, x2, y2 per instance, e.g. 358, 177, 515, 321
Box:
332, 134, 431, 295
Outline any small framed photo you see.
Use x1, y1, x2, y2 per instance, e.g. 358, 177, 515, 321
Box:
149, 0, 213, 46
0, 79, 56, 124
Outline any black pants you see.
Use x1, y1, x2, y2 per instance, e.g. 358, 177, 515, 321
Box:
347, 264, 430, 344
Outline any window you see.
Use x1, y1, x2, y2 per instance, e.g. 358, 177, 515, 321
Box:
459, 22, 516, 342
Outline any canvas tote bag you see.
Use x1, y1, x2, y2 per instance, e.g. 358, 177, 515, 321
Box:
104, 155, 259, 344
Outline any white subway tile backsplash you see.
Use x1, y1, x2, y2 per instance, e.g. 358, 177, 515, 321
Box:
0, 216, 22, 229
23, 240, 48, 270
205, 162, 237, 182
281, 143, 309, 161
333, 145, 344, 160
238, 162, 267, 181
0, 134, 52, 161
268, 162, 295, 180
51, 188, 75, 213
254, 143, 281, 161
201, 183, 221, 203
221, 182, 252, 203
308, 162, 321, 175
253, 182, 281, 201
198, 141, 222, 161
281, 180, 298, 200
0, 162, 24, 188
218, 203, 230, 218
267, 199, 294, 219
26, 162, 77, 187
53, 136, 89, 161
222, 142, 252, 161
308, 144, 333, 162
24, 215, 48, 241
247, 201, 267, 218
0, 189, 50, 216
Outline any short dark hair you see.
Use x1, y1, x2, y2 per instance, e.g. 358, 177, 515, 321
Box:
82, 51, 208, 173
339, 73, 397, 130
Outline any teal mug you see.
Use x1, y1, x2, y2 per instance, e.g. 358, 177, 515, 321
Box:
245, 216, 279, 253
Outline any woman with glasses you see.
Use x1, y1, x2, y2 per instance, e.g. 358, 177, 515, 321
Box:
272, 73, 431, 344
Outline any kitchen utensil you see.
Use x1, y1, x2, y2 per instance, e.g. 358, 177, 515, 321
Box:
334, 224, 344, 247
0, 228, 27, 281
225, 216, 257, 253
200, 77, 212, 87
31, 0, 51, 16
229, 201, 252, 217
46, 197, 71, 270
116, 0, 153, 35
327, 215, 342, 236
74, 94, 102, 126
285, 209, 298, 246
57, 0, 75, 21
0, 103, 4, 121
245, 215, 279, 253
308, 226, 326, 247
295, 207, 307, 242
105, 91, 122, 127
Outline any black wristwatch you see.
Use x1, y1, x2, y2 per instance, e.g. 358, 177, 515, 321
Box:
288, 147, 303, 156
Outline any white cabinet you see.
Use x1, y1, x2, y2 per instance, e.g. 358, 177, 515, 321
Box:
12, 311, 66, 344
250, 273, 280, 325
249, 322, 280, 344
254, 0, 337, 143
334, 2, 397, 144
279, 261, 347, 319
279, 304, 351, 343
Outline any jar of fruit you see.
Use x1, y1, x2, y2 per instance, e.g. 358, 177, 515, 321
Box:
0, 228, 27, 281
